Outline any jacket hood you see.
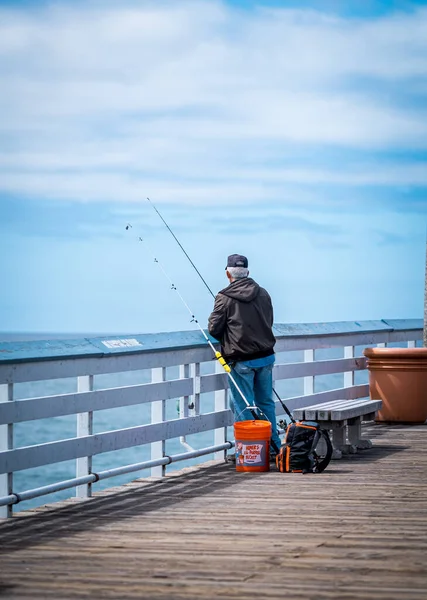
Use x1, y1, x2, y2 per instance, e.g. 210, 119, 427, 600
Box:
219, 277, 260, 303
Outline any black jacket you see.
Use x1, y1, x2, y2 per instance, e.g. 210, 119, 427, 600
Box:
208, 277, 276, 362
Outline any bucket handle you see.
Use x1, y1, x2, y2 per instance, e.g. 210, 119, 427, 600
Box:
235, 405, 268, 422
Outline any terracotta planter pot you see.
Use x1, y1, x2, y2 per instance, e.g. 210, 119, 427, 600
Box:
363, 347, 427, 424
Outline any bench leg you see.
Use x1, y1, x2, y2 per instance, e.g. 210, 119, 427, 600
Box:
331, 426, 357, 457
348, 417, 373, 450
313, 427, 342, 459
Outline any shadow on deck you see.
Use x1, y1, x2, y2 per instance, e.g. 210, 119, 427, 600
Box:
0, 423, 426, 599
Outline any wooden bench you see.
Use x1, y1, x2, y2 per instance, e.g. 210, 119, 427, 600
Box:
293, 399, 382, 459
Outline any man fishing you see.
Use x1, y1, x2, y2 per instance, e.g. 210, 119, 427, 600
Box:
208, 254, 282, 456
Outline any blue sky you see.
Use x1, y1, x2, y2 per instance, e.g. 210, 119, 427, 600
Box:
0, 0, 426, 334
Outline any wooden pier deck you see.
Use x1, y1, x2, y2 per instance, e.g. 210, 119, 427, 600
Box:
1, 423, 426, 600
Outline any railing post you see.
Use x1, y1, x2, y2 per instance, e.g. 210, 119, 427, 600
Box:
178, 364, 194, 452
344, 346, 355, 388
345, 345, 359, 447
214, 361, 228, 460
151, 367, 166, 477
408, 341, 416, 348
192, 363, 201, 415
179, 364, 190, 419
304, 349, 314, 396
76, 375, 94, 499
0, 383, 13, 518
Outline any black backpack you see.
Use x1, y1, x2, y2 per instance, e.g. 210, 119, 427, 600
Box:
276, 420, 333, 473
273, 391, 333, 474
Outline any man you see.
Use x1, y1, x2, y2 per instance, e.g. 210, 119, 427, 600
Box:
208, 254, 282, 455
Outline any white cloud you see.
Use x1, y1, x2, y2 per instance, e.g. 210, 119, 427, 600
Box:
0, 1, 426, 206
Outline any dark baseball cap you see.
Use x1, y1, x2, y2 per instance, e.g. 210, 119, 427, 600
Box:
226, 254, 248, 269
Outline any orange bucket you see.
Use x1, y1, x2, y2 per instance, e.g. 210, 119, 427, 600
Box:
234, 420, 272, 472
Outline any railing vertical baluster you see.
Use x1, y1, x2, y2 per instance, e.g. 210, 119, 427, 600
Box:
304, 349, 314, 395
344, 345, 359, 448
344, 346, 355, 388
214, 361, 228, 460
76, 375, 94, 499
0, 383, 13, 518
178, 364, 194, 452
151, 367, 166, 477
192, 363, 201, 415
179, 364, 190, 419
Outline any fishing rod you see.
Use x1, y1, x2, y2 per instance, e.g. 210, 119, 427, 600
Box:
146, 197, 215, 300
145, 198, 295, 429
125, 224, 278, 446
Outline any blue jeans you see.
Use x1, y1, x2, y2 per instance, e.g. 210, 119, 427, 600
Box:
229, 361, 282, 453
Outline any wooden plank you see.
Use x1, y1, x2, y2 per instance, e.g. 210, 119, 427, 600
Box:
274, 356, 366, 381
315, 399, 377, 421
274, 331, 391, 352
0, 346, 214, 385
0, 371, 232, 426
0, 378, 194, 425
0, 423, 426, 600
330, 400, 382, 420
292, 407, 306, 420
200, 372, 227, 394
295, 398, 372, 421
290, 385, 369, 419
305, 397, 371, 411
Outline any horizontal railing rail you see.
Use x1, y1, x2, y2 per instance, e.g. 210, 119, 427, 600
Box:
0, 378, 194, 425
0, 441, 234, 509
273, 356, 366, 380
0, 410, 233, 473
0, 319, 422, 518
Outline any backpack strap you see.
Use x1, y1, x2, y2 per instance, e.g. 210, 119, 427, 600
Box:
302, 428, 321, 473
313, 429, 333, 473
273, 389, 296, 424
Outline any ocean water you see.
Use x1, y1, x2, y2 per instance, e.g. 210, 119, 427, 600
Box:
1, 331, 395, 512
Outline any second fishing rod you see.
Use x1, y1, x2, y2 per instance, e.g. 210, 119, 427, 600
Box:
145, 197, 296, 428
125, 223, 281, 455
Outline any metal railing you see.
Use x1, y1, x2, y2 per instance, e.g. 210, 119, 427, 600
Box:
0, 319, 422, 518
